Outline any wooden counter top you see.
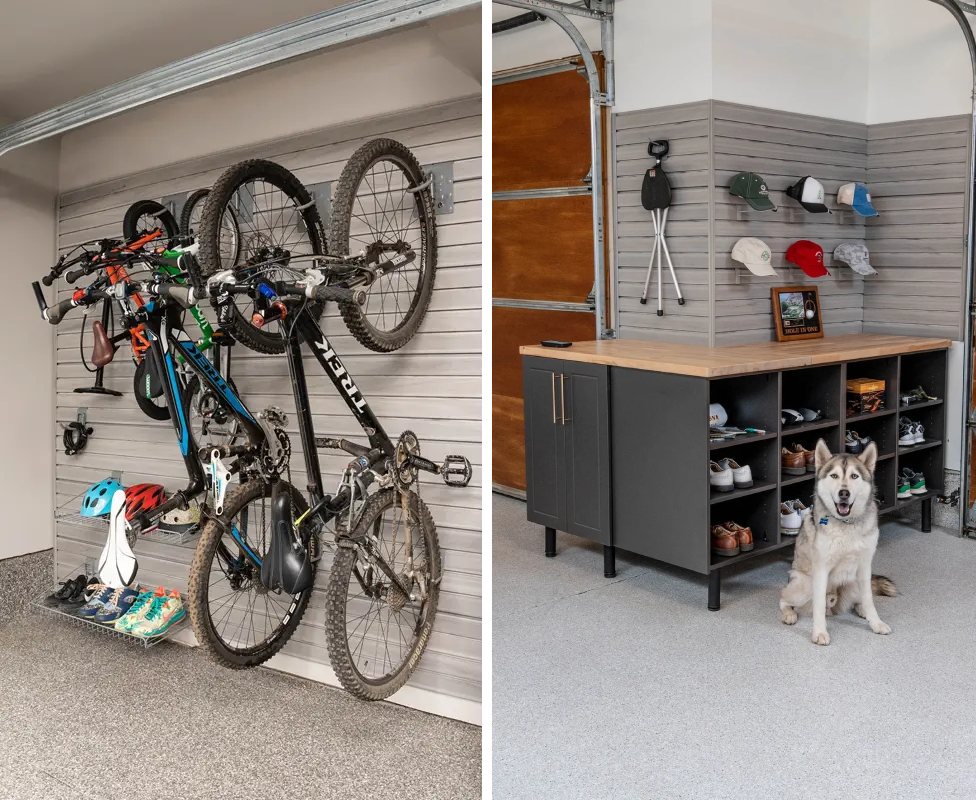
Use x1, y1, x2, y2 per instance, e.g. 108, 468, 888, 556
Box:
519, 334, 952, 378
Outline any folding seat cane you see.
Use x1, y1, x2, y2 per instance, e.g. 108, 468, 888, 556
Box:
639, 140, 684, 316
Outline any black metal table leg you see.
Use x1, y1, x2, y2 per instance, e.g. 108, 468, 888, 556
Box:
603, 545, 616, 578
708, 569, 721, 611
921, 497, 932, 533
545, 527, 556, 557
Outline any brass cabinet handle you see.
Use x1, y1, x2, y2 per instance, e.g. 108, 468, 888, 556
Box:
552, 372, 557, 424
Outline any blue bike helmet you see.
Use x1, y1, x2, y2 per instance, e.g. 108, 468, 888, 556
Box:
80, 478, 125, 517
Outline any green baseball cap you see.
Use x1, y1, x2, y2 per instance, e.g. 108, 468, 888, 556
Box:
729, 172, 777, 212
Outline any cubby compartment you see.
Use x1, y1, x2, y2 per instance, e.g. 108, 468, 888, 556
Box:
709, 372, 780, 434
781, 364, 842, 432
897, 446, 944, 498
897, 402, 945, 453
709, 492, 780, 568
844, 356, 898, 418
780, 426, 840, 483
709, 438, 778, 503
900, 351, 947, 408
874, 457, 897, 510
845, 412, 898, 460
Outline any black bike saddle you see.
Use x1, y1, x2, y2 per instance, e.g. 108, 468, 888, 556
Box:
260, 481, 314, 595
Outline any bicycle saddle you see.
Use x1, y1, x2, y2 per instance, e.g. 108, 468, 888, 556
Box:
91, 320, 116, 367
260, 481, 314, 595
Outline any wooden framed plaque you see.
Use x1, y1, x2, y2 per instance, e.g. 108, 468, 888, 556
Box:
771, 286, 823, 342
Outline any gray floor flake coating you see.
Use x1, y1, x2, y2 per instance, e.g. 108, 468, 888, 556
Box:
0, 552, 480, 800
493, 494, 976, 800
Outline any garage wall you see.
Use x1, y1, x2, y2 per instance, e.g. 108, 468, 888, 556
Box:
51, 97, 482, 722
0, 138, 59, 561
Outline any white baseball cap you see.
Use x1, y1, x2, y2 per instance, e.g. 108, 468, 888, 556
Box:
833, 242, 877, 276
786, 176, 831, 214
731, 237, 778, 276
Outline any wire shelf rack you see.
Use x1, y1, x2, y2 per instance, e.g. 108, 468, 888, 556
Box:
35, 563, 187, 649
55, 490, 200, 545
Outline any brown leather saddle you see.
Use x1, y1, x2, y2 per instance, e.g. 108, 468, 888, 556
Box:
91, 321, 116, 368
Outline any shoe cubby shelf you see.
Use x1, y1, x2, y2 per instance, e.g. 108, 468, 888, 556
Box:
55, 491, 200, 546
36, 564, 186, 650
522, 335, 949, 610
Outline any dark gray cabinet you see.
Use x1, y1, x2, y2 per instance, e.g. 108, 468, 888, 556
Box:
523, 356, 612, 552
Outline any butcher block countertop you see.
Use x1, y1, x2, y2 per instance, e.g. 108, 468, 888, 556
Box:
519, 334, 952, 379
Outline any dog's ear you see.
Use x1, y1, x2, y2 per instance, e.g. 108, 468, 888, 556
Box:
814, 438, 831, 471
858, 441, 878, 474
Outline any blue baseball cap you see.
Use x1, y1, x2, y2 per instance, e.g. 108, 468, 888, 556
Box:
837, 182, 879, 217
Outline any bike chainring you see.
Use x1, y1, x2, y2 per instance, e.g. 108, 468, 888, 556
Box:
393, 430, 421, 491
257, 406, 291, 479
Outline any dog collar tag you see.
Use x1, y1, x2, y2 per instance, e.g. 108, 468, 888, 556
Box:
819, 517, 829, 525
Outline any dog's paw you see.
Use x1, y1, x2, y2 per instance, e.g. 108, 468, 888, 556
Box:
870, 620, 891, 635
853, 603, 866, 619
811, 629, 830, 646
781, 607, 797, 625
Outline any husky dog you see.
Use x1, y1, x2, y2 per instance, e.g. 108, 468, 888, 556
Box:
780, 439, 896, 645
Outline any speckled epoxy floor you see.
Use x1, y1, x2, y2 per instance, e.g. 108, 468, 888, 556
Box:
493, 495, 976, 800
0, 552, 480, 800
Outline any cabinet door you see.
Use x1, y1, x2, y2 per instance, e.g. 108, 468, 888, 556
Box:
522, 356, 566, 529
563, 362, 611, 545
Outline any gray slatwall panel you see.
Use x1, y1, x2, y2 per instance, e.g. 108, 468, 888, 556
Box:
613, 100, 712, 346
53, 99, 482, 708
710, 101, 868, 345
863, 114, 970, 341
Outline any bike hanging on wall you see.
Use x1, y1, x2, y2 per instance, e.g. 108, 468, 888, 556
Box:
32, 141, 471, 700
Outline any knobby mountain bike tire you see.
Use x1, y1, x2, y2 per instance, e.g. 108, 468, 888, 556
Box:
122, 199, 180, 248
328, 138, 437, 353
324, 488, 441, 700
197, 159, 325, 355
187, 480, 314, 669
180, 188, 242, 267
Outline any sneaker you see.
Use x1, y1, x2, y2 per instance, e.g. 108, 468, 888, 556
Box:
913, 422, 925, 445
781, 503, 802, 535
43, 574, 86, 608
75, 585, 113, 619
130, 591, 186, 638
115, 587, 165, 632
905, 468, 927, 495
61, 577, 101, 610
899, 419, 917, 447
787, 499, 812, 519
897, 475, 912, 500
846, 430, 872, 454
94, 587, 139, 624
711, 525, 739, 557
716, 457, 753, 489
901, 386, 937, 406
709, 461, 734, 492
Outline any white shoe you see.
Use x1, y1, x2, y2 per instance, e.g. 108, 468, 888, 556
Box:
913, 422, 925, 444
709, 461, 734, 492
899, 419, 916, 447
716, 457, 753, 489
787, 499, 812, 519
780, 502, 802, 535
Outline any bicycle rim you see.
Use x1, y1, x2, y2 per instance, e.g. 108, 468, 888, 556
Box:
182, 189, 241, 267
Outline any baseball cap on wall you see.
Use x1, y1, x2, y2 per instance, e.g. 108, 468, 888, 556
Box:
729, 172, 777, 211
834, 241, 877, 276
786, 176, 831, 214
785, 240, 829, 278
732, 237, 778, 276
837, 182, 879, 216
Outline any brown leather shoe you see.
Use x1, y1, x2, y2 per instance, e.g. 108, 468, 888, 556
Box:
711, 525, 739, 557
781, 447, 806, 476
789, 443, 816, 473
724, 521, 754, 552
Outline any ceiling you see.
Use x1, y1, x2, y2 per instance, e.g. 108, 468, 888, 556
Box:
0, 0, 350, 121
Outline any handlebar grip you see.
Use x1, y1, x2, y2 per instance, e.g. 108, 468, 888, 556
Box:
65, 267, 87, 284
41, 274, 55, 287
312, 285, 366, 305
45, 297, 77, 325
157, 284, 196, 309
32, 282, 47, 313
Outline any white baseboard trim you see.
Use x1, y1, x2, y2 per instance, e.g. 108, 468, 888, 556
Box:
166, 627, 481, 726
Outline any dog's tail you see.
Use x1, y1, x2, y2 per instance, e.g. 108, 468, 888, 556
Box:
872, 574, 897, 597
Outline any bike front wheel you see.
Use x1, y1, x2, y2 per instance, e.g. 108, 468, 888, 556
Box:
324, 488, 441, 700
187, 480, 315, 668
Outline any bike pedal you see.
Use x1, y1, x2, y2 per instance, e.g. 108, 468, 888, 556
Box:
441, 455, 472, 488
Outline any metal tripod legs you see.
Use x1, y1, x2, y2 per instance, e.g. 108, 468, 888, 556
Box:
639, 207, 684, 316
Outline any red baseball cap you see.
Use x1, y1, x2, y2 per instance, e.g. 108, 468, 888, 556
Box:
785, 240, 829, 277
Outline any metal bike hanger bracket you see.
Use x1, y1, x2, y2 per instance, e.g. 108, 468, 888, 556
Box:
426, 162, 455, 215
160, 192, 190, 225
305, 182, 333, 228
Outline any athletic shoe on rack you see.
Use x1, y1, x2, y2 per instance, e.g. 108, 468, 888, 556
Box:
913, 422, 925, 444
899, 419, 917, 447
61, 577, 101, 610
115, 587, 164, 632
94, 587, 139, 624
897, 474, 912, 500
43, 575, 86, 608
131, 591, 186, 638
75, 585, 113, 619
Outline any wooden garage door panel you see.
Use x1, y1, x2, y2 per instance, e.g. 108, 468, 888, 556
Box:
492, 306, 596, 408
492, 66, 595, 191
492, 195, 595, 303
493, 394, 527, 492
